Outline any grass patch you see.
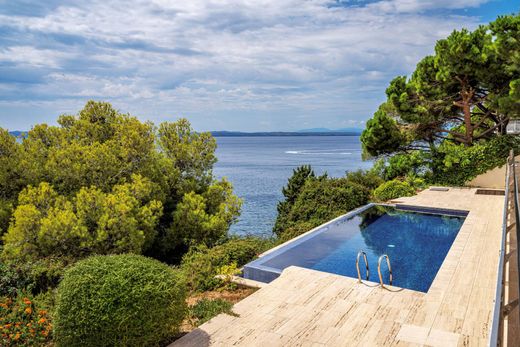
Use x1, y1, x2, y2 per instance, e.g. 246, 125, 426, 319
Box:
189, 298, 238, 326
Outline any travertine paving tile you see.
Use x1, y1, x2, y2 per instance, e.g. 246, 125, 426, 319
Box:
172, 188, 505, 346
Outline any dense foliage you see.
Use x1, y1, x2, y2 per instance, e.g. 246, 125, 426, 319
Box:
362, 14, 519, 153
180, 237, 273, 292
54, 254, 186, 347
3, 176, 162, 263
273, 165, 315, 235
372, 180, 416, 202
0, 263, 33, 297
0, 101, 241, 293
273, 168, 379, 239
431, 135, 520, 185
361, 14, 519, 187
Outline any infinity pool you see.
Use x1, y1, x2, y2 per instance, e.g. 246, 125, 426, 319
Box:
243, 204, 467, 292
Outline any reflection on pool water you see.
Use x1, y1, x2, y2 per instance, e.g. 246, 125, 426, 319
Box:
243, 204, 467, 292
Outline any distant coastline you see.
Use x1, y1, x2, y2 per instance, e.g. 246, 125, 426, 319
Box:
8, 130, 362, 138
211, 131, 361, 137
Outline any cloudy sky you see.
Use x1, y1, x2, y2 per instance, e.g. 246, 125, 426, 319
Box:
0, 0, 517, 132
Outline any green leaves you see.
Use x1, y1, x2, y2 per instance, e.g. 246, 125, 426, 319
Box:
15, 102, 157, 196
273, 170, 371, 239
372, 180, 416, 202
2, 175, 163, 262
273, 165, 315, 236
361, 103, 406, 157
54, 254, 187, 347
431, 135, 520, 185
0, 100, 241, 269
169, 179, 242, 249
362, 13, 520, 156
158, 119, 217, 188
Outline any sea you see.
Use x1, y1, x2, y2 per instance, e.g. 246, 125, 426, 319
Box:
213, 136, 372, 237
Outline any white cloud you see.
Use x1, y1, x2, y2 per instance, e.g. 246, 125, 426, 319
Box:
0, 0, 494, 131
369, 0, 489, 13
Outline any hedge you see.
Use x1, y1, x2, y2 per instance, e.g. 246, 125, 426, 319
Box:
54, 254, 186, 347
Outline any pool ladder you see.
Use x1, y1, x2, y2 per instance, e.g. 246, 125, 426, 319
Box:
356, 250, 393, 288
377, 254, 393, 288
356, 251, 369, 282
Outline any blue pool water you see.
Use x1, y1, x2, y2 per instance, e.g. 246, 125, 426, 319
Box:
243, 205, 467, 292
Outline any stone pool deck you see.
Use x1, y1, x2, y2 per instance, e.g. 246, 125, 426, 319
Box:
172, 188, 505, 346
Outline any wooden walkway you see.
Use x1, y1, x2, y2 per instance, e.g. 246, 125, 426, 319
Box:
173, 188, 505, 346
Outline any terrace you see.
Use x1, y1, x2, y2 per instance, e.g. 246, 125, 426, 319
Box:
173, 157, 519, 347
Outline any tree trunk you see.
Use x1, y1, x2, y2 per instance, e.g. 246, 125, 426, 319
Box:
454, 88, 474, 146
501, 117, 510, 135
463, 99, 473, 146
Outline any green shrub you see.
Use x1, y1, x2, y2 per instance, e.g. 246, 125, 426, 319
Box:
404, 175, 427, 189
383, 152, 427, 180
431, 135, 520, 185
23, 258, 70, 294
274, 168, 373, 236
345, 169, 384, 191
278, 176, 369, 233
189, 298, 237, 326
0, 257, 69, 297
0, 292, 53, 345
273, 165, 315, 235
373, 179, 416, 202
2, 176, 163, 264
54, 254, 186, 347
180, 237, 272, 292
0, 262, 33, 297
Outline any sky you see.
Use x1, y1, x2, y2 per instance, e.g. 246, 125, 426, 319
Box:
0, 0, 518, 132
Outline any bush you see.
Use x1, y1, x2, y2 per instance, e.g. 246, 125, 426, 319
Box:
373, 179, 416, 202
431, 135, 520, 185
0, 257, 69, 297
0, 262, 33, 297
21, 258, 70, 294
345, 169, 384, 191
53, 254, 186, 347
273, 165, 315, 235
189, 298, 237, 326
2, 176, 163, 264
180, 237, 273, 292
278, 176, 369, 233
383, 152, 427, 180
0, 292, 53, 345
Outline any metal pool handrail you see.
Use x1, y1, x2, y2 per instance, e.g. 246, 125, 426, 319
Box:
356, 250, 369, 282
377, 254, 393, 288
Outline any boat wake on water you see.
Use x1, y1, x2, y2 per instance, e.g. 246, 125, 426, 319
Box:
285, 149, 354, 155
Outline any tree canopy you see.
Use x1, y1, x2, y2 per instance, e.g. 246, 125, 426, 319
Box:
362, 14, 520, 156
1, 101, 241, 267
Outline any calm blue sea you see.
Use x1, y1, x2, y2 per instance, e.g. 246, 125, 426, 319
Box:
213, 136, 372, 237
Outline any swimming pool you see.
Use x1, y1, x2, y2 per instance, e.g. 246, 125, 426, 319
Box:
243, 204, 467, 292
